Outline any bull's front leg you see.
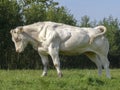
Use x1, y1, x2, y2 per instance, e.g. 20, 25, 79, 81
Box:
48, 43, 63, 77
38, 51, 49, 77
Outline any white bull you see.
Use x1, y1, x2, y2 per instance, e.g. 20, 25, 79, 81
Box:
10, 21, 111, 78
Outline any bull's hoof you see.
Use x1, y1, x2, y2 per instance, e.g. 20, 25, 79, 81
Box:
41, 72, 47, 77
107, 75, 111, 79
58, 73, 63, 78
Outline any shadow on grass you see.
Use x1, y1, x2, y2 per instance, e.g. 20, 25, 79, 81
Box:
80, 76, 104, 86
87, 77, 104, 86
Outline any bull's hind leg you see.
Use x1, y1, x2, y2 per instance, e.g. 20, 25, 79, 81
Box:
85, 52, 102, 77
48, 43, 63, 77
99, 54, 111, 78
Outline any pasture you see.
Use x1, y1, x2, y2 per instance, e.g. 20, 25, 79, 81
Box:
0, 69, 120, 90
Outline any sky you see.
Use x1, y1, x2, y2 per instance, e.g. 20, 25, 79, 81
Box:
54, 0, 120, 22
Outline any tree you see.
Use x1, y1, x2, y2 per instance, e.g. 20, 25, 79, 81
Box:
1, 1, 119, 69
98, 16, 120, 55
18, 0, 76, 25
0, 0, 23, 69
16, 0, 77, 69
0, 0, 77, 69
98, 16, 120, 68
79, 15, 92, 27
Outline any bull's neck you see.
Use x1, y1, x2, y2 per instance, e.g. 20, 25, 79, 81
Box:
23, 32, 41, 51
29, 38, 40, 50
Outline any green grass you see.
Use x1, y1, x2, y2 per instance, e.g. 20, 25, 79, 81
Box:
0, 69, 120, 90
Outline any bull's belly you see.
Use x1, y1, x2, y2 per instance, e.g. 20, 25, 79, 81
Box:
59, 39, 90, 55
59, 48, 88, 55
60, 50, 84, 55
59, 45, 89, 55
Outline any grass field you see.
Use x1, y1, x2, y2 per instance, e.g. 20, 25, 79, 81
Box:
0, 69, 120, 90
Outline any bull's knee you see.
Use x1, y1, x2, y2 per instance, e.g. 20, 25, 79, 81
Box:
53, 62, 63, 77
54, 63, 59, 67
41, 72, 47, 77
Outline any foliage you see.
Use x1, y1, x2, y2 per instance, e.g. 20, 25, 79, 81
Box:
79, 16, 120, 68
0, 0, 23, 69
0, 69, 120, 90
98, 16, 120, 55
97, 16, 120, 68
0, 0, 77, 69
0, 0, 120, 69
79, 15, 92, 27
18, 0, 76, 25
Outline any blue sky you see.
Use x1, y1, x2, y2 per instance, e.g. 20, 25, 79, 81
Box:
54, 0, 120, 22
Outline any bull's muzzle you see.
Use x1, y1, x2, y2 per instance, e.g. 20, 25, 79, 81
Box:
16, 48, 23, 53
16, 49, 20, 53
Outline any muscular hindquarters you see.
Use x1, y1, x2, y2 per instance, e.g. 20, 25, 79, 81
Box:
91, 36, 109, 56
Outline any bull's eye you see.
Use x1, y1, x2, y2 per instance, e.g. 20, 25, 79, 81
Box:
13, 30, 16, 33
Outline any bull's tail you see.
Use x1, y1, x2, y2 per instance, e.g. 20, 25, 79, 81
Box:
89, 26, 107, 44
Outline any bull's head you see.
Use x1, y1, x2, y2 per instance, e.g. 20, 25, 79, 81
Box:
10, 27, 28, 53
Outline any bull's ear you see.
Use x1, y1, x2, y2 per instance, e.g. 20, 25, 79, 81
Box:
18, 26, 23, 33
10, 29, 13, 34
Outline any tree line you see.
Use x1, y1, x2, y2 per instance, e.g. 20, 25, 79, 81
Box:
0, 0, 120, 69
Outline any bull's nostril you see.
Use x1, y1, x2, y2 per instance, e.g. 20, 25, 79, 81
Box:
16, 49, 19, 52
